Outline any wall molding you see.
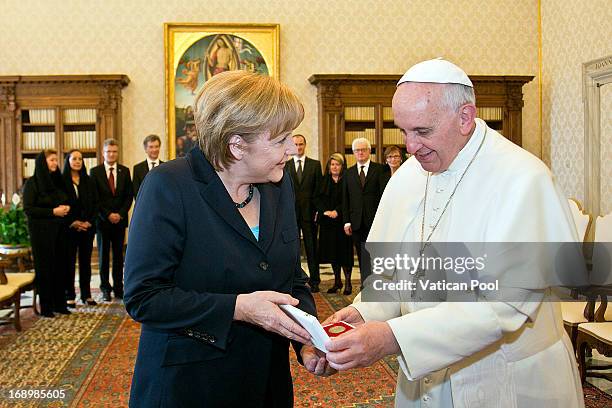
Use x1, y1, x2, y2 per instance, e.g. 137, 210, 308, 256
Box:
583, 55, 612, 216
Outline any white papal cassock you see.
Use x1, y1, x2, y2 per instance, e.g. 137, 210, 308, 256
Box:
352, 119, 584, 408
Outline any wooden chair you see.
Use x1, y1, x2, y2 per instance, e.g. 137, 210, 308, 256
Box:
0, 259, 22, 331
0, 251, 37, 315
568, 198, 591, 242
0, 247, 33, 272
4, 271, 36, 315
576, 213, 612, 382
562, 199, 594, 348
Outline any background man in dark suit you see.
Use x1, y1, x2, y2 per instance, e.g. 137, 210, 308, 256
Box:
286, 134, 323, 292
90, 138, 133, 301
343, 137, 385, 287
133, 134, 163, 199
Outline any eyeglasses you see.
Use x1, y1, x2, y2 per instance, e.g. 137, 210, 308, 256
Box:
353, 148, 369, 153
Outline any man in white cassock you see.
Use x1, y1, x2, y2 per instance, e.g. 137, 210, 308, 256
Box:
323, 59, 584, 407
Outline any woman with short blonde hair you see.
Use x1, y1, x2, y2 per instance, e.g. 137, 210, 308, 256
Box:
194, 70, 304, 171
383, 145, 403, 177
125, 71, 331, 407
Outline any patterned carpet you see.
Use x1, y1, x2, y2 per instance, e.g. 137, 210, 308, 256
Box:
0, 302, 130, 407
0, 282, 610, 407
291, 285, 397, 407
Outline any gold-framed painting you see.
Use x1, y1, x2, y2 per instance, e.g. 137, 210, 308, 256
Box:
164, 23, 280, 159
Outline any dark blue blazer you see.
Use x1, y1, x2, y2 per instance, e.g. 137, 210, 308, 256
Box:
124, 147, 316, 407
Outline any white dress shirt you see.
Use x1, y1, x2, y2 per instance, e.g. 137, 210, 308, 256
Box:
293, 155, 306, 172
147, 158, 160, 171
357, 160, 371, 177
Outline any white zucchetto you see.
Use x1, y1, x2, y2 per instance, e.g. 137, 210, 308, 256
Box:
397, 57, 473, 88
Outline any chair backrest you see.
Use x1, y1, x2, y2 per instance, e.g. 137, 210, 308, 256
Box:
591, 212, 612, 286
594, 213, 612, 242
568, 198, 591, 242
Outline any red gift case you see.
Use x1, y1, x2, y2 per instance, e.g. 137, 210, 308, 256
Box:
323, 321, 355, 337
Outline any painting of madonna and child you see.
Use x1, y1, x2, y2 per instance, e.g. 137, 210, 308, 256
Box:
174, 33, 270, 157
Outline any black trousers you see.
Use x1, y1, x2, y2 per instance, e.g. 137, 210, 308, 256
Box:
65, 226, 95, 301
29, 220, 66, 314
96, 223, 126, 296
352, 223, 372, 287
298, 218, 320, 285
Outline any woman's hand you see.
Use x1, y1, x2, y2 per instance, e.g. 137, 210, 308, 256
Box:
234, 291, 311, 344
301, 345, 336, 377
53, 205, 70, 217
321, 306, 365, 327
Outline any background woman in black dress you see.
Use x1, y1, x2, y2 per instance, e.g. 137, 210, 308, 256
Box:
23, 149, 71, 317
62, 149, 98, 307
316, 153, 354, 294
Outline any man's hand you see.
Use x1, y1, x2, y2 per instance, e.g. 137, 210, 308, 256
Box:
324, 210, 338, 219
325, 321, 400, 371
70, 220, 93, 231
301, 345, 336, 377
108, 213, 121, 224
344, 224, 352, 236
321, 306, 365, 327
70, 221, 85, 231
234, 291, 311, 345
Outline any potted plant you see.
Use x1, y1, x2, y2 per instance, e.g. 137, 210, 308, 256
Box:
0, 193, 30, 255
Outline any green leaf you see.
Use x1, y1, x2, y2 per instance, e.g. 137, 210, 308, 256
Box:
0, 203, 30, 245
